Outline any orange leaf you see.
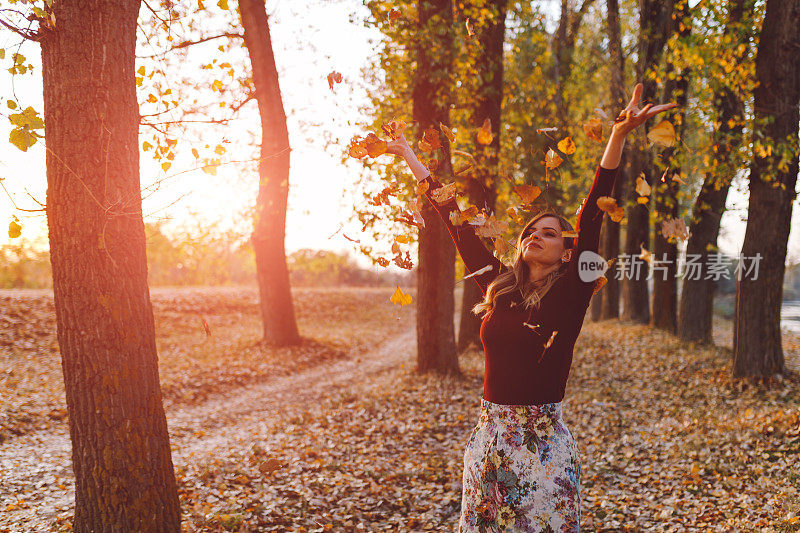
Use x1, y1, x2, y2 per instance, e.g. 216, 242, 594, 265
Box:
326, 71, 342, 90
439, 123, 455, 143
477, 118, 493, 145
513, 184, 542, 204
557, 136, 576, 155
584, 118, 602, 142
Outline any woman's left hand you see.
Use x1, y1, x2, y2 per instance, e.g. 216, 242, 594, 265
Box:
611, 82, 678, 137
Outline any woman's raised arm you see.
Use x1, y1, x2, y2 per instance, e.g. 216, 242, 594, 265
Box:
385, 133, 506, 296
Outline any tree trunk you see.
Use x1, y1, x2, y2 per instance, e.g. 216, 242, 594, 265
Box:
551, 0, 596, 132
733, 0, 800, 378
622, 0, 674, 323
652, 0, 690, 332
595, 0, 628, 321
240, 0, 301, 346
414, 0, 460, 375
40, 0, 180, 530
677, 0, 750, 343
458, 0, 506, 353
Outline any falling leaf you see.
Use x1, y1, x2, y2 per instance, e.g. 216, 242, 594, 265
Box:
377, 257, 390, 267
465, 17, 475, 37
635, 175, 651, 197
347, 136, 368, 159
418, 139, 433, 153
647, 120, 676, 147
474, 214, 508, 238
494, 237, 509, 257
506, 206, 526, 224
543, 330, 558, 349
513, 184, 542, 204
8, 217, 21, 239
584, 118, 603, 142
431, 182, 457, 205
449, 210, 463, 226
387, 7, 401, 23
454, 164, 473, 175
597, 196, 625, 222
637, 197, 649, 204
639, 245, 652, 264
415, 180, 430, 195
462, 264, 493, 280
545, 148, 562, 169
364, 133, 387, 157
476, 118, 493, 145
381, 119, 407, 140
557, 137, 576, 155
592, 276, 608, 296
452, 150, 477, 165
327, 71, 343, 91
199, 316, 211, 337
395, 235, 411, 244
660, 218, 692, 241
422, 127, 442, 150
439, 123, 455, 143
390, 286, 413, 306
562, 230, 579, 239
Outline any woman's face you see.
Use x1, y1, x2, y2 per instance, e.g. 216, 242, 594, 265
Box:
520, 216, 572, 271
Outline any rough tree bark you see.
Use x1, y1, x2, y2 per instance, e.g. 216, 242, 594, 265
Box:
652, 0, 691, 332
551, 0, 597, 133
40, 0, 181, 529
414, 0, 460, 374
622, 0, 674, 323
677, 0, 751, 343
240, 0, 301, 346
733, 0, 800, 378
592, 0, 627, 321
458, 0, 506, 353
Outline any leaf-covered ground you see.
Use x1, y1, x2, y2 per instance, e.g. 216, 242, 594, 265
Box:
1, 287, 799, 531
0, 286, 414, 443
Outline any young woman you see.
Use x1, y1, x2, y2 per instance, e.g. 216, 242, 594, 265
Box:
386, 83, 676, 532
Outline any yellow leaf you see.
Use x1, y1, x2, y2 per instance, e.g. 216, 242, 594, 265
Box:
8, 218, 21, 239
390, 286, 413, 306
142, 141, 153, 151
557, 136, 576, 155
431, 182, 457, 205
418, 139, 433, 152
635, 175, 651, 196
647, 120, 676, 147
136, 65, 145, 75
637, 196, 649, 204
477, 118, 493, 145
513, 184, 541, 204
161, 162, 171, 172
217, 0, 229, 9
545, 148, 562, 169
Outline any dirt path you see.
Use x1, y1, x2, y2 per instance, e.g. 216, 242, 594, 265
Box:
0, 324, 416, 531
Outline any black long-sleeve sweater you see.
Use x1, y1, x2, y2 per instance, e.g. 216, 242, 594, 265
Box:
420, 164, 618, 405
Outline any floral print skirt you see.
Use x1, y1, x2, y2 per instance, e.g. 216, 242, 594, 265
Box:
458, 398, 581, 532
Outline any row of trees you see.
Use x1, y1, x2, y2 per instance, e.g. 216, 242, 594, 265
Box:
353, 0, 799, 380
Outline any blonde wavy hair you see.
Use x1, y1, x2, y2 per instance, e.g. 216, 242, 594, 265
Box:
472, 209, 575, 319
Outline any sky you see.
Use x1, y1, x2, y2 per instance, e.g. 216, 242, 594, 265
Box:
1, 0, 799, 270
